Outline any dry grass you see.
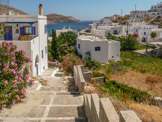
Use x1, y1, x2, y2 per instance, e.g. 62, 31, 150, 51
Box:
129, 103, 162, 122
110, 70, 162, 97
84, 82, 162, 122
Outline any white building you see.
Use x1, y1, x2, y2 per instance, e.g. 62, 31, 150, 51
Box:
0, 4, 48, 76
138, 25, 162, 42
56, 26, 78, 37
130, 10, 148, 20
77, 35, 120, 64
130, 2, 162, 19
149, 2, 162, 17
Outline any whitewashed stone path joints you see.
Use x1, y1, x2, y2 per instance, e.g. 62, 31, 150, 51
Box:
0, 69, 87, 122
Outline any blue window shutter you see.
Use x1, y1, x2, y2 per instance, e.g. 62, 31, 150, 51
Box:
20, 27, 24, 35
32, 27, 36, 35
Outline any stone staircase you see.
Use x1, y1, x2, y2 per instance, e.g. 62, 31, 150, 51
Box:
0, 69, 88, 122
45, 92, 87, 122
38, 69, 88, 122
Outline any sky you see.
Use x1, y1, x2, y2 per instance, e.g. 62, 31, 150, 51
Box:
0, 0, 161, 21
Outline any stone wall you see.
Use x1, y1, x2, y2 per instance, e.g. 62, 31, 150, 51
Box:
84, 94, 142, 122
73, 65, 86, 93
74, 65, 142, 122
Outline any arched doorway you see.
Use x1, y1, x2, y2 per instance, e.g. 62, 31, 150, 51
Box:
35, 55, 39, 76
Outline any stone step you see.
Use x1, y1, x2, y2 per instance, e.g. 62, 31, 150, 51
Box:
56, 92, 80, 96
52, 95, 83, 106
45, 117, 87, 122
48, 106, 86, 118
2, 117, 88, 122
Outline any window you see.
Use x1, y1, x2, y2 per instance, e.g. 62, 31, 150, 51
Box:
144, 32, 146, 35
45, 25, 47, 34
23, 27, 36, 35
78, 44, 80, 49
25, 27, 31, 34
113, 30, 118, 35
42, 50, 44, 58
112, 56, 114, 58
45, 46, 47, 54
95, 47, 100, 51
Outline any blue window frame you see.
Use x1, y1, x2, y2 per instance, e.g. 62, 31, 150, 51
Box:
95, 47, 100, 51
78, 44, 80, 49
42, 50, 44, 58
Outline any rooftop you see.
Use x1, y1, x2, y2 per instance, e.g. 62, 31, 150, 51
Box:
0, 15, 46, 22
78, 35, 119, 43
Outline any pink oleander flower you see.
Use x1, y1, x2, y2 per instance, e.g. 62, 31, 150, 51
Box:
4, 80, 8, 84
12, 99, 16, 103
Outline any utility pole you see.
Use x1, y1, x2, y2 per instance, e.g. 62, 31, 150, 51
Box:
121, 9, 123, 17
135, 4, 137, 11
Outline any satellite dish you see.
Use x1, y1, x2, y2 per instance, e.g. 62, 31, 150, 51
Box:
9, 10, 15, 16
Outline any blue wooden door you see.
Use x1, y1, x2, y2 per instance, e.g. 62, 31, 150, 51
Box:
4, 26, 12, 41
36, 65, 38, 76
20, 27, 25, 35
32, 27, 36, 35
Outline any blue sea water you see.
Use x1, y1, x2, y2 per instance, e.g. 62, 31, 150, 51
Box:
47, 21, 93, 35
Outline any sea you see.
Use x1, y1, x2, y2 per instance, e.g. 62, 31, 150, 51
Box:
47, 21, 94, 36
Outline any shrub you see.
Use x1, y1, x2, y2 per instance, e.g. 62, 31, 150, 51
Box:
84, 57, 101, 70
0, 41, 32, 108
107, 61, 126, 74
146, 75, 158, 84
106, 34, 140, 51
61, 53, 83, 74
103, 80, 155, 105
0, 22, 5, 38
92, 72, 108, 82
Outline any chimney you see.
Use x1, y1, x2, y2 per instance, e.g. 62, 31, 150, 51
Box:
39, 4, 43, 15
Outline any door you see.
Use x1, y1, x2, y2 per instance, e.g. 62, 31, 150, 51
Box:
36, 65, 38, 76
4, 26, 12, 41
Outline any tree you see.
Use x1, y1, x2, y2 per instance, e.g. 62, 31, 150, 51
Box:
58, 31, 77, 47
151, 31, 157, 41
57, 31, 77, 57
51, 29, 60, 60
0, 22, 5, 38
59, 43, 74, 57
106, 34, 139, 51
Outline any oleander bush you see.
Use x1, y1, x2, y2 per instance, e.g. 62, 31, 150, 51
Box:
0, 41, 32, 108
61, 53, 83, 74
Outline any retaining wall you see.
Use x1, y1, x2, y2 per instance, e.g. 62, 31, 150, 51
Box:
84, 94, 142, 122
73, 65, 85, 93
74, 65, 142, 122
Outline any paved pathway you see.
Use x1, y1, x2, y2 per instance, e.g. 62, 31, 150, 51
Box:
0, 69, 87, 122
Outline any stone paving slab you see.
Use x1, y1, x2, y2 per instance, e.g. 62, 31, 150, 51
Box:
2, 120, 41, 122
48, 106, 86, 118
53, 95, 83, 105
45, 119, 87, 122
0, 106, 45, 117
23, 95, 51, 105
0, 69, 88, 122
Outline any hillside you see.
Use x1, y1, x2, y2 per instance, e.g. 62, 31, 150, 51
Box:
145, 16, 162, 28
47, 14, 80, 24
0, 4, 28, 15
0, 5, 79, 24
